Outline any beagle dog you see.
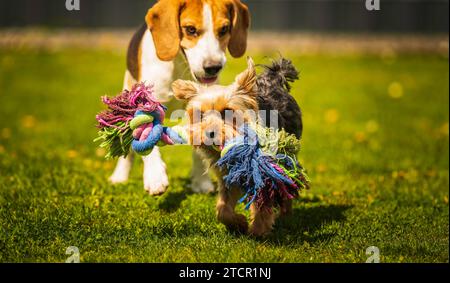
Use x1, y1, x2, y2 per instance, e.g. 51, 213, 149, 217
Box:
109, 0, 251, 195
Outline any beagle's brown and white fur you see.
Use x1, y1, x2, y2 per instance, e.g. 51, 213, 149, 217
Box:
109, 0, 251, 195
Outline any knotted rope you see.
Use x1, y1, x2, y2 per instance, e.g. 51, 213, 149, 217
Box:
95, 83, 187, 159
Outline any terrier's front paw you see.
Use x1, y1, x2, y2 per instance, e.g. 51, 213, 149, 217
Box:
191, 174, 215, 194
144, 163, 169, 196
249, 224, 271, 237
227, 214, 249, 235
249, 217, 274, 237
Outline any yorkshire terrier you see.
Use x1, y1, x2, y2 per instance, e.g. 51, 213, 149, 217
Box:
172, 57, 302, 236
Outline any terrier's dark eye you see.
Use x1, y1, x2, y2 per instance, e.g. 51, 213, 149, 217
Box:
218, 25, 230, 37
185, 26, 198, 36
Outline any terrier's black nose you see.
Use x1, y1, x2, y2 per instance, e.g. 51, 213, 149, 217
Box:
203, 63, 223, 76
205, 130, 216, 139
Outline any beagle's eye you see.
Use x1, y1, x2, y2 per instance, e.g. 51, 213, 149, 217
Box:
185, 26, 198, 36
218, 25, 230, 37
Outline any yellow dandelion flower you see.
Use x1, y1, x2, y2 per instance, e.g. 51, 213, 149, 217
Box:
67, 150, 78, 159
96, 148, 106, 157
1, 128, 11, 139
324, 109, 340, 124
83, 159, 93, 168
366, 120, 379, 133
354, 131, 367, 143
21, 115, 36, 129
440, 122, 449, 136
388, 82, 404, 99
103, 162, 113, 170
316, 164, 327, 173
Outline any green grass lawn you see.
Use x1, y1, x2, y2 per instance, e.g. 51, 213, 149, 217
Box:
0, 47, 448, 263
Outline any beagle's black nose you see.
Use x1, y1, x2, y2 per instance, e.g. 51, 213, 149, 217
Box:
203, 63, 223, 76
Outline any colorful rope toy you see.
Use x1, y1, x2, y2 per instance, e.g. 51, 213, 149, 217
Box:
217, 124, 310, 210
95, 83, 310, 210
95, 83, 187, 159
130, 110, 187, 155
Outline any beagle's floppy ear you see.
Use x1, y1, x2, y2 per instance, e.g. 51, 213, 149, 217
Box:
172, 80, 199, 101
146, 0, 184, 61
235, 57, 257, 96
228, 0, 251, 58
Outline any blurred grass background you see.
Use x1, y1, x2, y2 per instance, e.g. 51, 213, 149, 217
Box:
0, 33, 448, 262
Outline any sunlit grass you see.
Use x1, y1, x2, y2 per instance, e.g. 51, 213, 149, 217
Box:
0, 48, 448, 262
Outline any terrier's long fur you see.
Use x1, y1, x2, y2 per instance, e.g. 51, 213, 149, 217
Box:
172, 58, 303, 236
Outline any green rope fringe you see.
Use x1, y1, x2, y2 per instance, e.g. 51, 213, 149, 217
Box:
94, 122, 134, 159
252, 122, 310, 190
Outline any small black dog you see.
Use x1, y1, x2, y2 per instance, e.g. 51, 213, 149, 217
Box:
256, 57, 303, 139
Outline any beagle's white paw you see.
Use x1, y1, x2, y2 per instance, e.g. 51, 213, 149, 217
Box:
109, 173, 129, 184
109, 156, 133, 184
143, 160, 169, 196
191, 173, 215, 194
